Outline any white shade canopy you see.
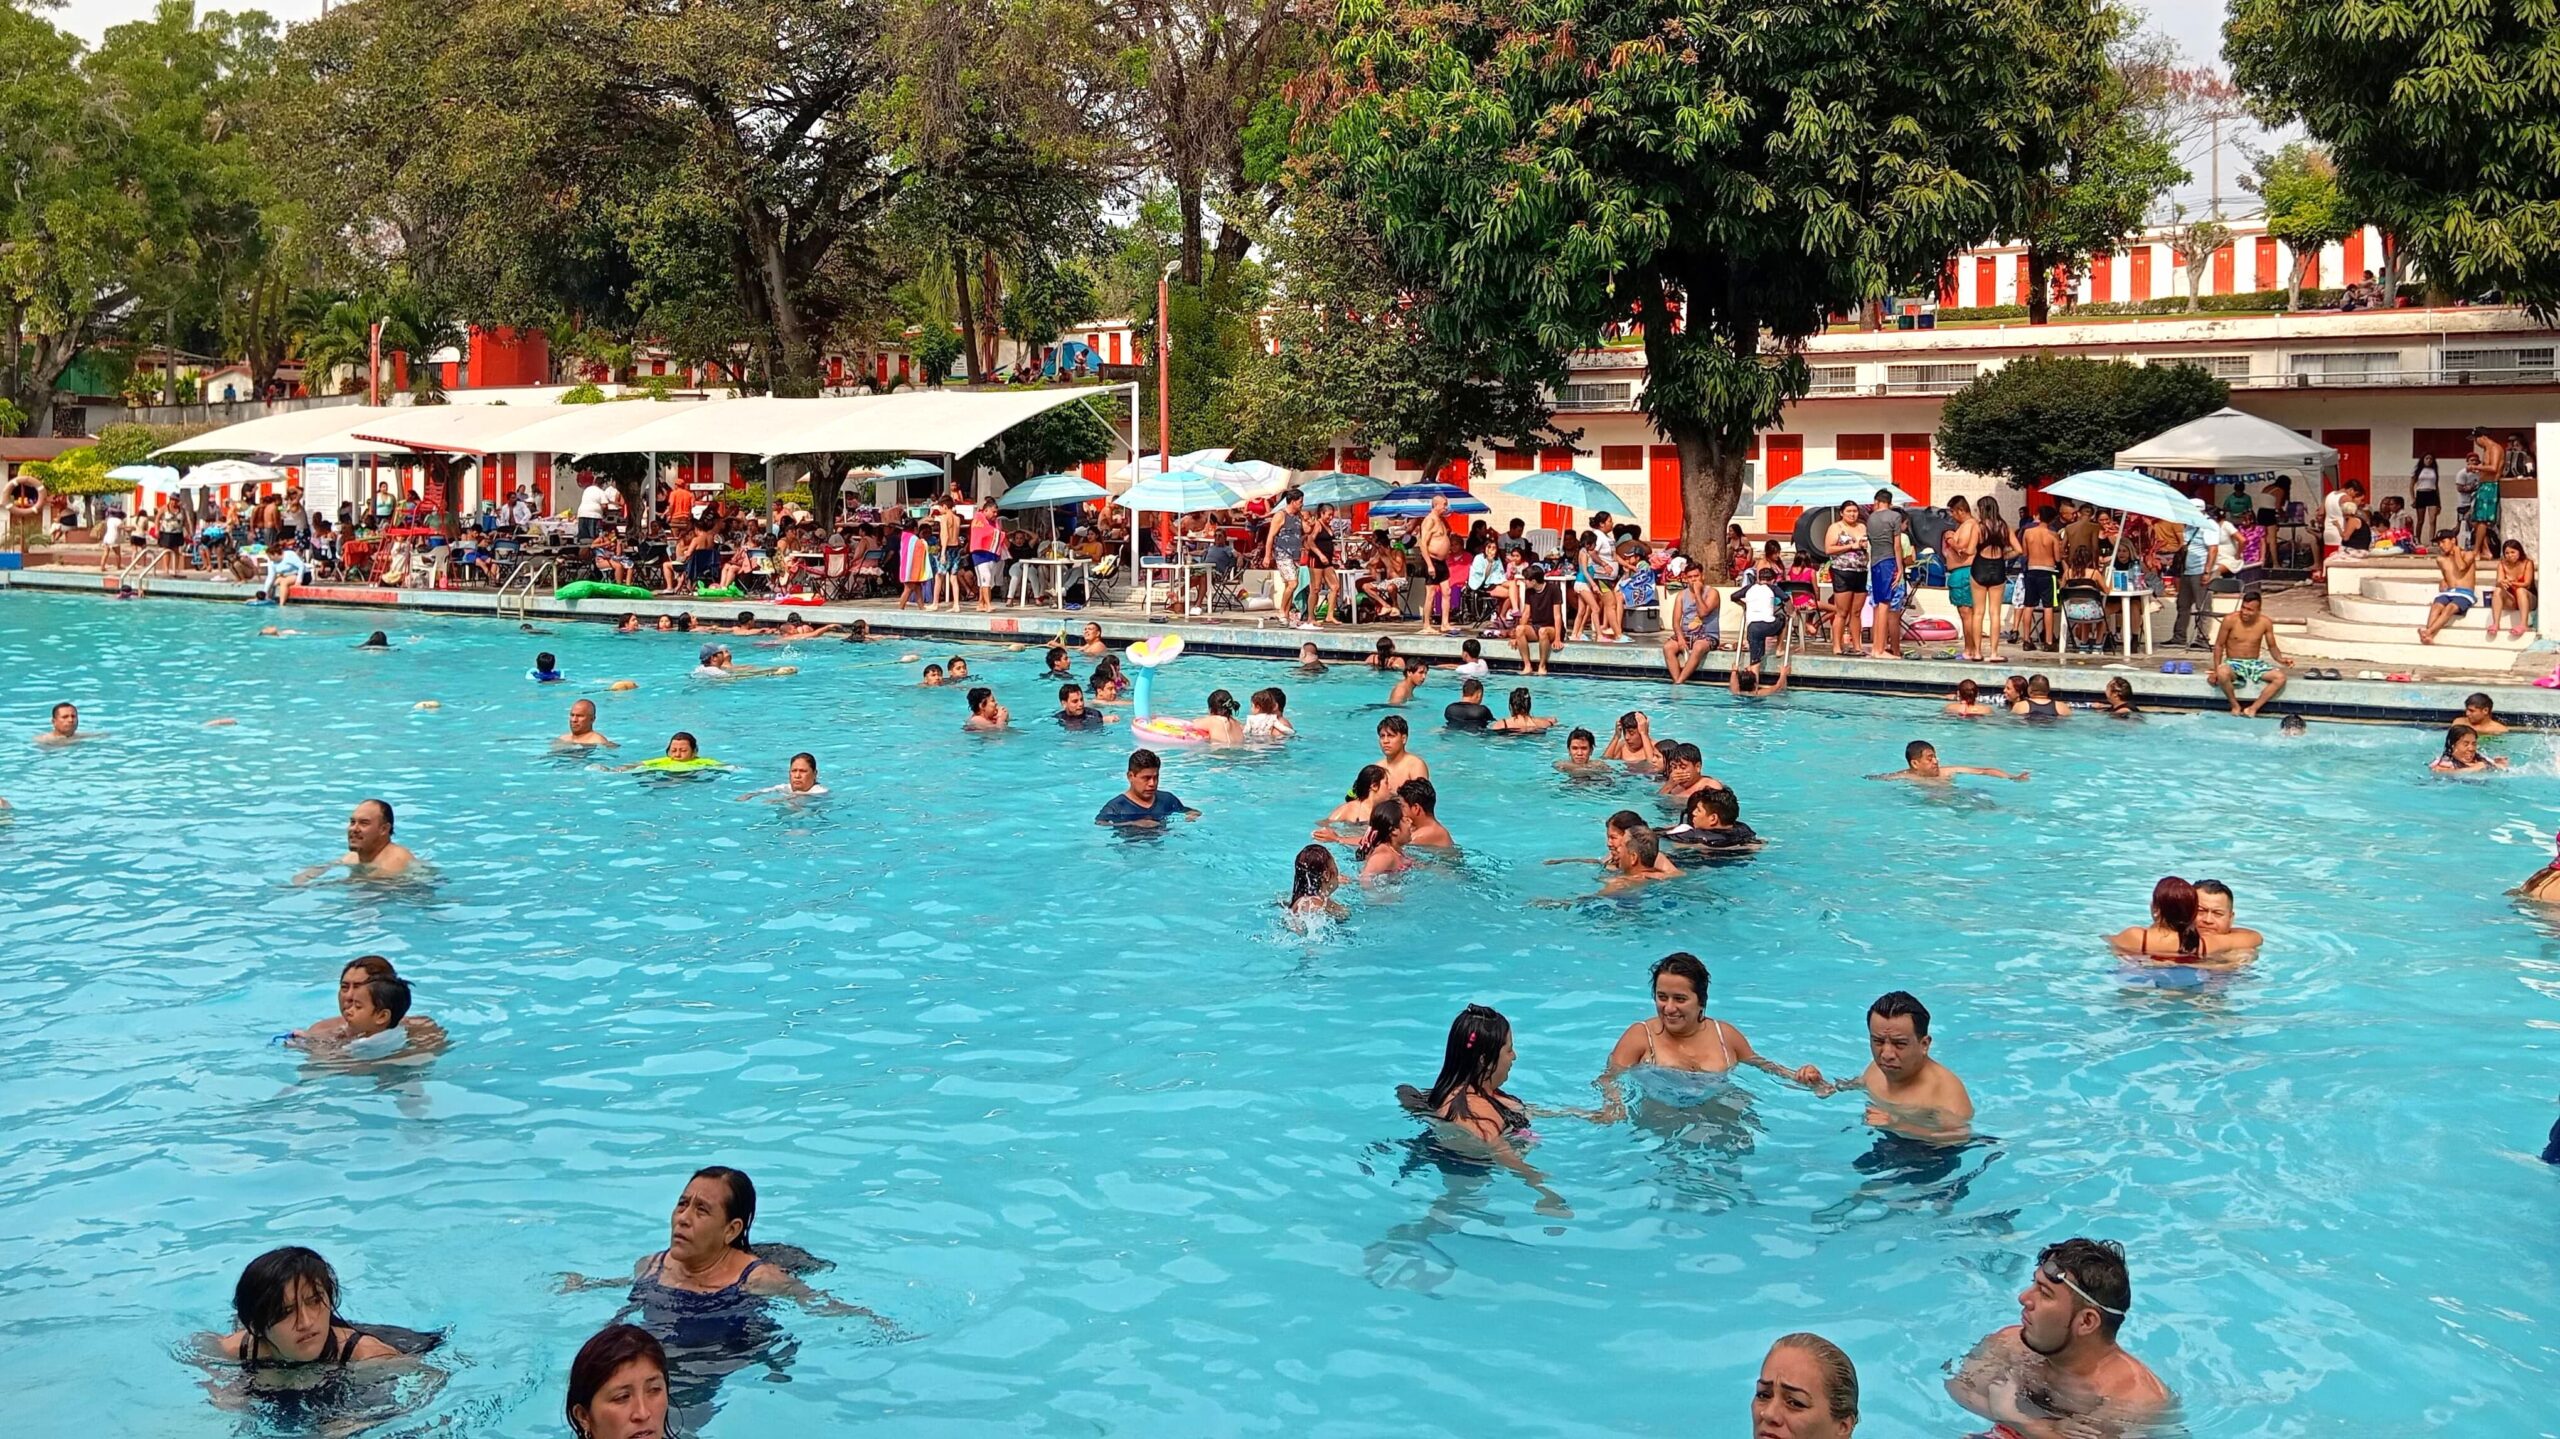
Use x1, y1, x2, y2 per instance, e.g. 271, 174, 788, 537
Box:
347, 405, 583, 457
153, 405, 405, 458
2116, 407, 2338, 480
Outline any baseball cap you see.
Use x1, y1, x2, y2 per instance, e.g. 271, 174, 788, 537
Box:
699, 643, 723, 663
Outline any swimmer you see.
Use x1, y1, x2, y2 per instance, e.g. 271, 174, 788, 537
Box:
612, 732, 723, 772
770, 617, 835, 641
1753, 1333, 1860, 1439
1095, 747, 1196, 826
1397, 1004, 1570, 1216
557, 699, 618, 749
1043, 645, 1074, 679
35, 701, 84, 745
1242, 687, 1293, 740
1817, 990, 1973, 1142
2277, 713, 2306, 735
1353, 796, 1413, 877
1548, 808, 1652, 870
738, 751, 827, 800
1077, 621, 1108, 657
1315, 763, 1390, 841
616, 613, 641, 634
1594, 952, 1820, 1121
564, 1325, 670, 1439
1364, 635, 1399, 670
1190, 689, 1243, 744
2433, 722, 2507, 772
290, 972, 426, 1055
2190, 878, 2265, 950
357, 631, 391, 649
414, 700, 440, 711
295, 798, 416, 882
1655, 743, 1726, 806
692, 644, 794, 679
1284, 843, 1348, 922
1946, 1237, 2170, 1438
1869, 739, 2027, 784
205, 717, 237, 727
1598, 826, 1682, 891
2097, 676, 2140, 718
1386, 657, 1430, 705
1662, 784, 1760, 852
728, 611, 762, 635
1944, 677, 1995, 717
257, 625, 304, 637
1555, 726, 1609, 776
1453, 636, 1490, 678
1053, 683, 1119, 730
557, 1167, 886, 1325
1397, 777, 1454, 848
2010, 672, 2073, 717
1490, 686, 1557, 734
289, 955, 446, 1048
2107, 876, 2253, 964
655, 616, 676, 632
920, 663, 946, 686
842, 619, 874, 643
207, 1246, 433, 1369
1375, 714, 1428, 789
674, 612, 695, 632
1442, 677, 1495, 732
1294, 641, 1327, 675
531, 651, 565, 682
945, 657, 971, 681
1729, 658, 1789, 699
1603, 709, 1662, 771
961, 686, 1010, 731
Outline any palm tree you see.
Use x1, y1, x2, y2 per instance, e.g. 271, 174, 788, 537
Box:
292, 295, 374, 396
377, 287, 466, 403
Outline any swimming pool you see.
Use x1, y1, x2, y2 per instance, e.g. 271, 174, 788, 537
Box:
0, 589, 2553, 1436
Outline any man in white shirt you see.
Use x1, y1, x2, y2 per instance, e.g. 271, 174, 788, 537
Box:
2316, 481, 2362, 582
575, 481, 616, 540
508, 490, 535, 530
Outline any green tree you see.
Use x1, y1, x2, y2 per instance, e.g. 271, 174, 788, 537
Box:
24, 446, 131, 497
0, 397, 24, 436
972, 401, 1119, 488
1325, 0, 2069, 570
2012, 24, 2190, 324
911, 327, 964, 387
1002, 259, 1102, 355
1100, 0, 1303, 285
2227, 0, 2560, 308
1937, 355, 2229, 488
2169, 211, 2231, 313
2246, 141, 2353, 310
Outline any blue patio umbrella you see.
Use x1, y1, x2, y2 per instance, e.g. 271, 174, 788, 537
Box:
1297, 471, 1391, 506
1500, 468, 1629, 514
862, 457, 945, 482
1369, 482, 1492, 518
1760, 466, 1912, 508
106, 463, 180, 488
1118, 469, 1244, 514
996, 472, 1110, 510
2047, 469, 2219, 529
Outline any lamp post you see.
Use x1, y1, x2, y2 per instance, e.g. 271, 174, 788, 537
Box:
1156, 259, 1177, 475
367, 317, 385, 514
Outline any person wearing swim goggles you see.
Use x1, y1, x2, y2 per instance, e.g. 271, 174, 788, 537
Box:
1947, 1236, 2172, 1436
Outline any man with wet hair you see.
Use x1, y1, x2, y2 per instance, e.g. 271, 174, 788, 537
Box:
1947, 1235, 2171, 1435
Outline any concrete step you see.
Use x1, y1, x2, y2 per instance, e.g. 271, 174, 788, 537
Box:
2301, 612, 2534, 651
2359, 579, 2504, 607
2277, 633, 2528, 672
2327, 592, 2530, 626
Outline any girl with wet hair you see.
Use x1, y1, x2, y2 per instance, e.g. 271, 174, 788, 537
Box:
215, 1246, 438, 1369
1285, 844, 1347, 922
1355, 796, 1411, 877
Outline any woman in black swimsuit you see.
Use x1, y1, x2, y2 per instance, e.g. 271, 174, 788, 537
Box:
213, 1245, 438, 1371
1397, 1004, 1568, 1213
1970, 499, 2014, 662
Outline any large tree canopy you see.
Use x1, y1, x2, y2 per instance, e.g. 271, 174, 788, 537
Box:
2227, 0, 2560, 310
1322, 0, 2092, 572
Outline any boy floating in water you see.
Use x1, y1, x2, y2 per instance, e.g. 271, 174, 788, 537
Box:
1869, 740, 2028, 785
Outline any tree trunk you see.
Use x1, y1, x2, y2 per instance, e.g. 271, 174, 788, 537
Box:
2026, 246, 2052, 325
1211, 212, 1251, 279
165, 309, 180, 405
952, 248, 982, 385
1176, 176, 1206, 287
746, 215, 821, 397
2287, 252, 2313, 311
1664, 418, 1747, 580
979, 250, 1005, 376
2382, 237, 2408, 305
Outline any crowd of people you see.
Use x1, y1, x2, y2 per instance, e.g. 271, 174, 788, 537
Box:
17, 559, 2559, 1438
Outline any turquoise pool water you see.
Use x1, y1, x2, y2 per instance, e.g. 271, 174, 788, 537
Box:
0, 590, 2555, 1436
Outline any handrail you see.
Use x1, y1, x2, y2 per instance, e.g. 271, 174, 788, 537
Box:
115, 546, 174, 591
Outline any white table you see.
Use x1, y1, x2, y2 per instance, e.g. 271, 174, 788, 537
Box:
2105, 587, 2156, 658
1140, 557, 1206, 619
1010, 556, 1090, 610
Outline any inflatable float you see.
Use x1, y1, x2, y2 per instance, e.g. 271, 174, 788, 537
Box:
1125, 633, 1209, 745
556, 580, 654, 601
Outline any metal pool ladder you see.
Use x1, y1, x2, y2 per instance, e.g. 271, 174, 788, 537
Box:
115, 548, 174, 593
497, 558, 556, 620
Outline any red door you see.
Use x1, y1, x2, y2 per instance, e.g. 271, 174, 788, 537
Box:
2128, 247, 2154, 301
2254, 237, 2278, 292
1648, 445, 1683, 543
1762, 434, 1806, 539
1973, 256, 1997, 307
2211, 243, 2235, 297
2091, 253, 2114, 304
1890, 434, 1933, 507
2323, 430, 2371, 523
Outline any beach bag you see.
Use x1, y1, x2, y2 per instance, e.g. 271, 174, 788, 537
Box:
1905, 616, 1957, 641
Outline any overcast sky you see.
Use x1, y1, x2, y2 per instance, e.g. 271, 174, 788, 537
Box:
64, 0, 2239, 60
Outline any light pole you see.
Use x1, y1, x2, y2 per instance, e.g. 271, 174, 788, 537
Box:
1156, 259, 1177, 474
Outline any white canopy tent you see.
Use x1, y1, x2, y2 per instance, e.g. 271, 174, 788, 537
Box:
347, 405, 584, 457
2115, 407, 2339, 483
152, 404, 407, 458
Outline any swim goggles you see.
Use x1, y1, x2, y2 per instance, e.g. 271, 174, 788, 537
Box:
2039, 1265, 2127, 1318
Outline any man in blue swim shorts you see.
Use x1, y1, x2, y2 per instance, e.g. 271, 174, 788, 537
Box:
2419, 530, 2482, 646
2208, 589, 2291, 717
1864, 489, 1908, 657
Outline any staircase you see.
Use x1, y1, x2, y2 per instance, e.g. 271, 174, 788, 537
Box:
2280, 556, 2529, 672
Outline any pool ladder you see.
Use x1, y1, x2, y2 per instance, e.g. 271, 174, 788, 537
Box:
496, 558, 556, 620
114, 547, 174, 593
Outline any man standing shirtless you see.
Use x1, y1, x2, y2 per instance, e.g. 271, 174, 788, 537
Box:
1418, 495, 1456, 635
2209, 589, 2291, 716
2021, 507, 2062, 650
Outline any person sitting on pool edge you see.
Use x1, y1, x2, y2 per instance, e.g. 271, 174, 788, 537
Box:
738, 752, 826, 800
1053, 684, 1118, 731
557, 699, 617, 749
531, 651, 566, 683
1869, 740, 2028, 785
296, 799, 416, 882
208, 1245, 440, 1371
1096, 748, 1197, 827
1443, 676, 1494, 732
1945, 1236, 2171, 1437
961, 687, 1009, 731
565, 1324, 669, 1439
1819, 990, 1973, 1143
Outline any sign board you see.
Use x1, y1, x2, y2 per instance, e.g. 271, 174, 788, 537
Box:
303, 456, 341, 517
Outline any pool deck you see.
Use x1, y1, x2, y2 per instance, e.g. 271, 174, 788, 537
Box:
5, 562, 2552, 726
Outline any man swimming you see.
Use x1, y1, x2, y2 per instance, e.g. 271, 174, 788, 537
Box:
1054, 683, 1118, 730
296, 798, 416, 882
35, 701, 84, 746
693, 643, 796, 679
1375, 715, 1430, 789
962, 686, 1009, 731
1823, 991, 1973, 1142
1869, 740, 2028, 784
1096, 748, 1197, 827
1387, 659, 1430, 706
1655, 743, 1726, 807
556, 699, 617, 749
1397, 778, 1454, 848
2191, 879, 2264, 950
1554, 727, 1609, 777
1946, 1236, 2171, 1439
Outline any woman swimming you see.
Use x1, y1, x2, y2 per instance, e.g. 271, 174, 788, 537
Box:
289, 955, 444, 1047
1943, 678, 1993, 717
1284, 843, 1348, 922
1594, 952, 1821, 1120
1192, 689, 1244, 744
2433, 722, 2508, 772
1315, 763, 1389, 841
1354, 796, 1413, 878
565, 1324, 669, 1439
1395, 1004, 1570, 1215
2106, 876, 2253, 964
210, 1245, 438, 1371
2098, 676, 2141, 719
